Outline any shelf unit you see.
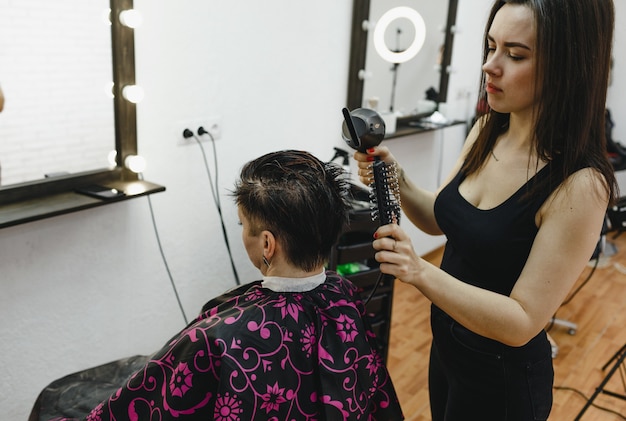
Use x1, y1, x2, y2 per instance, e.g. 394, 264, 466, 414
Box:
328, 200, 395, 363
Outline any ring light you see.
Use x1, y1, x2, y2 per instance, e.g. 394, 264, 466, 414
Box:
373, 6, 426, 64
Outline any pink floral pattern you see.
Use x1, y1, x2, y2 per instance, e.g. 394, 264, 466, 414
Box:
260, 382, 287, 413
214, 392, 243, 421
59, 272, 403, 420
336, 313, 359, 342
170, 362, 194, 397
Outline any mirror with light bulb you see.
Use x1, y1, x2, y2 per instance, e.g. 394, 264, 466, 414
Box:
0, 0, 163, 228
347, 0, 458, 137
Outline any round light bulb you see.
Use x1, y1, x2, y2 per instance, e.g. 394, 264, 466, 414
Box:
119, 9, 143, 29
108, 150, 118, 168
358, 69, 373, 80
122, 85, 145, 103
124, 155, 146, 173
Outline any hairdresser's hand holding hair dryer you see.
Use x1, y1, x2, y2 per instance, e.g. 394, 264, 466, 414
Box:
353, 0, 618, 419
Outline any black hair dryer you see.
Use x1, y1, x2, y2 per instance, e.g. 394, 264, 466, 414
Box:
341, 107, 386, 152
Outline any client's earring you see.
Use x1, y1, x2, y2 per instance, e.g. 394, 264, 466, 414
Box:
263, 256, 271, 267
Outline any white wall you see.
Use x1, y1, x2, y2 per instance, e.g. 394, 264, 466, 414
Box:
2, 1, 625, 419
605, 1, 626, 191
607, 1, 626, 145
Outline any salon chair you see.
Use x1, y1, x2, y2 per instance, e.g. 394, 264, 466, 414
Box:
28, 355, 149, 421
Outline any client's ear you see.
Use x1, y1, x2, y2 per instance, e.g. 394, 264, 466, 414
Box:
261, 230, 276, 260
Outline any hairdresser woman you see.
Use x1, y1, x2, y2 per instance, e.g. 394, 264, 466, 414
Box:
353, 0, 617, 419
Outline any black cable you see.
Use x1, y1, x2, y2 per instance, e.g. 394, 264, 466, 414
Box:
363, 272, 384, 306
554, 385, 626, 420
195, 128, 221, 210
139, 173, 189, 325
194, 128, 241, 286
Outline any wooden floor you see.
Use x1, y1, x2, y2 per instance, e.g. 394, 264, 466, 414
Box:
387, 233, 626, 421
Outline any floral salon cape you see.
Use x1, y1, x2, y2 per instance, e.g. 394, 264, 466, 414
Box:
55, 271, 403, 420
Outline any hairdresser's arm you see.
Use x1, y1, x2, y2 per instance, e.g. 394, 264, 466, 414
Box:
373, 167, 608, 346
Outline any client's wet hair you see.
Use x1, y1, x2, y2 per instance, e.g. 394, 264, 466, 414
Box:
233, 150, 351, 271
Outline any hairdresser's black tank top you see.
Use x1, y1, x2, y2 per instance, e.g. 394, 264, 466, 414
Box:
434, 164, 557, 296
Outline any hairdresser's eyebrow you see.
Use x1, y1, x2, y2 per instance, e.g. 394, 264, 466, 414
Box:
487, 34, 531, 50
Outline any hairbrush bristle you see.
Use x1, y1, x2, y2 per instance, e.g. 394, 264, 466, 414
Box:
369, 161, 401, 225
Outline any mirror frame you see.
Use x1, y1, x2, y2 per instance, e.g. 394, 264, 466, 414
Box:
346, 0, 458, 127
0, 0, 163, 227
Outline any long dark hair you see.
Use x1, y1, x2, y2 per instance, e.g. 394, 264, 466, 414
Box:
463, 0, 618, 204
233, 150, 350, 271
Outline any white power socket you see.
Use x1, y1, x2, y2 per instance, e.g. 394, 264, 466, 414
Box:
198, 117, 222, 141
175, 116, 222, 146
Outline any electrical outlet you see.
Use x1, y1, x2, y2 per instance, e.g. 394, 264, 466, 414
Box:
175, 119, 198, 146
197, 116, 222, 141
175, 116, 222, 146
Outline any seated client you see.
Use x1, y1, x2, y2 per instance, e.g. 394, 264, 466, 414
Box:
35, 150, 403, 421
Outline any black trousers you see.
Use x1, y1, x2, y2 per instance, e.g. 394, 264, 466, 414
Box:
428, 305, 553, 421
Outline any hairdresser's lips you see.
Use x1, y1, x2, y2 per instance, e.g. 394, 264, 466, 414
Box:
486, 83, 502, 94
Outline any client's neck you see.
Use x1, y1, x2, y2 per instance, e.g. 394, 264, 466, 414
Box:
265, 264, 325, 279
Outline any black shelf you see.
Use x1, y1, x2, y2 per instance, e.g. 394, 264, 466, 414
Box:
0, 172, 165, 229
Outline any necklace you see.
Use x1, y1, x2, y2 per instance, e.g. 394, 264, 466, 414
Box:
491, 150, 499, 161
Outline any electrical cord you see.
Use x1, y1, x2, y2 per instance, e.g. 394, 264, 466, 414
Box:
363, 272, 384, 306
192, 127, 241, 286
139, 173, 189, 325
553, 385, 626, 420
192, 128, 222, 210
134, 125, 242, 325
